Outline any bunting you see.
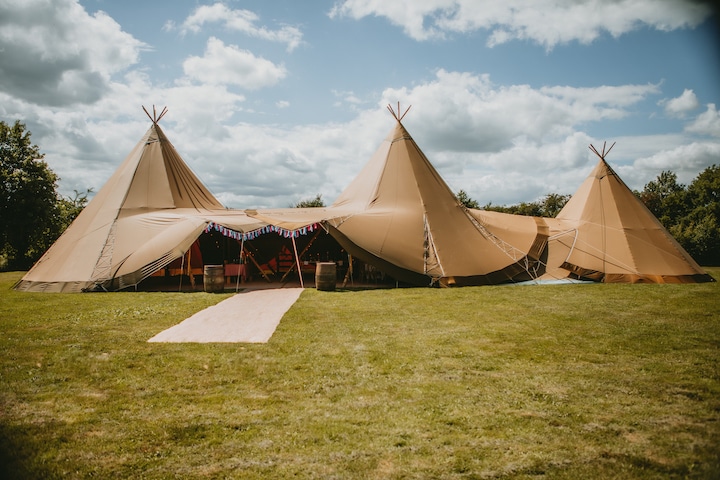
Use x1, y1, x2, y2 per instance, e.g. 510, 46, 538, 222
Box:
204, 222, 321, 241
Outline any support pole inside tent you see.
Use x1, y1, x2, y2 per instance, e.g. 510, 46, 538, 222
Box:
280, 229, 321, 283
342, 254, 353, 288
188, 244, 196, 289
291, 234, 304, 288
235, 237, 245, 292
178, 250, 185, 292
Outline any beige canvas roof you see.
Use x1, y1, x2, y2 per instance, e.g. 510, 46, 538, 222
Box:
14, 108, 713, 292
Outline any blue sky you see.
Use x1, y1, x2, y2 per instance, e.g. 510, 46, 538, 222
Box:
1, 0, 718, 208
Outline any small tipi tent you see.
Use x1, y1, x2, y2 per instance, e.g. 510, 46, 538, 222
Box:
543, 143, 713, 283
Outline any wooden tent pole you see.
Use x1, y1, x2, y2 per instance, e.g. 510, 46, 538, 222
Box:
142, 105, 168, 124
245, 249, 272, 282
235, 236, 245, 292
291, 235, 304, 288
589, 142, 615, 161
188, 245, 196, 289
386, 102, 412, 122
342, 254, 353, 288
280, 229, 321, 282
178, 250, 185, 292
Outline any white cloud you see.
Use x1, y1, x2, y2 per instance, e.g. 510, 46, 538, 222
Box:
686, 103, 720, 137
177, 2, 303, 52
0, 64, 250, 199
3, 57, 717, 210
661, 88, 700, 116
2, 1, 715, 214
541, 83, 662, 109
332, 90, 368, 110
329, 0, 712, 48
0, 0, 147, 106
182, 37, 287, 90
368, 70, 718, 205
379, 69, 659, 153
633, 141, 720, 180
150, 70, 715, 208
436, 132, 597, 205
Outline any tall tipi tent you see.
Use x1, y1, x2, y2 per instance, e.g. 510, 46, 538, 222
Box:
321, 105, 547, 286
545, 143, 713, 283
14, 107, 263, 292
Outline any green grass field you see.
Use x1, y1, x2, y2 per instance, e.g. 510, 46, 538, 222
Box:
1, 270, 719, 479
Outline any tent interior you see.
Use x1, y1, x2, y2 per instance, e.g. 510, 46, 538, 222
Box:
141, 227, 393, 291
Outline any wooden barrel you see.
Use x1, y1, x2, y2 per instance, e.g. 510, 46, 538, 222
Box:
315, 262, 337, 291
203, 265, 225, 293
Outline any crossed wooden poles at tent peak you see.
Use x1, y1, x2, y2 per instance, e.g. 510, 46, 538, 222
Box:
387, 102, 411, 122
143, 105, 168, 124
589, 141, 615, 160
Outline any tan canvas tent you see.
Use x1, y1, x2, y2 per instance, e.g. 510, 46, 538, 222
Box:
14, 107, 713, 292
541, 143, 713, 283
249, 105, 547, 286
15, 108, 268, 292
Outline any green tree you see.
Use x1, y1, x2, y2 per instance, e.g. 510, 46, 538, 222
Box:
55, 189, 92, 232
540, 193, 571, 217
637, 166, 720, 265
636, 170, 688, 225
456, 189, 480, 209
0, 121, 61, 270
675, 165, 720, 265
294, 193, 325, 208
687, 164, 720, 211
511, 201, 543, 216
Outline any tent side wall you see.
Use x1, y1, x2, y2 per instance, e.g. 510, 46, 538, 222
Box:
13, 279, 96, 293
559, 262, 715, 284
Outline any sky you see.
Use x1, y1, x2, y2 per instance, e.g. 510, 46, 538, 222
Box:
1, 0, 719, 209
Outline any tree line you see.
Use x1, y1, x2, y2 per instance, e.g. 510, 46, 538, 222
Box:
1, 120, 718, 270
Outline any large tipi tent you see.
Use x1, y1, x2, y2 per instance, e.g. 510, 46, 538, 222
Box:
322, 105, 546, 286
14, 107, 268, 292
14, 106, 713, 292
541, 143, 713, 283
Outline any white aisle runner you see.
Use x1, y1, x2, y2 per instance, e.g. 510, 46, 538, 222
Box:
148, 288, 304, 343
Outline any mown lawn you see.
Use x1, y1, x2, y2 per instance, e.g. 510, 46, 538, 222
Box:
1, 270, 719, 479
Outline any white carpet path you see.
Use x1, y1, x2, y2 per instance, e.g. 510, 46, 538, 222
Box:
147, 288, 304, 343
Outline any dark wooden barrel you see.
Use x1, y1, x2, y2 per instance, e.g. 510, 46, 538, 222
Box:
203, 265, 225, 293
315, 262, 337, 291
